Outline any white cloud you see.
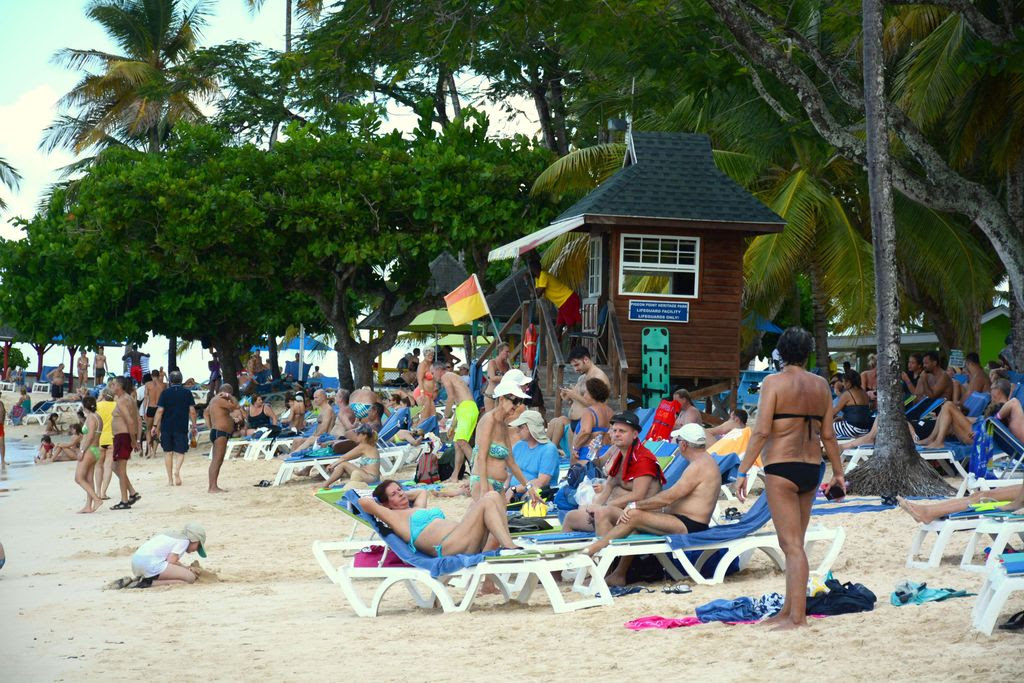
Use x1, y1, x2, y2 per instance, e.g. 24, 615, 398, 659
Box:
0, 84, 78, 239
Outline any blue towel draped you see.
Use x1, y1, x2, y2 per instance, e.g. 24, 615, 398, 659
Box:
666, 495, 772, 550
340, 490, 496, 578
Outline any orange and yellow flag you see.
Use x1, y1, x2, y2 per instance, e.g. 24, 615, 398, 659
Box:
444, 274, 490, 326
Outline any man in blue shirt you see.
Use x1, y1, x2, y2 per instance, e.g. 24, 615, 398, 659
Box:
150, 370, 197, 486
507, 410, 560, 497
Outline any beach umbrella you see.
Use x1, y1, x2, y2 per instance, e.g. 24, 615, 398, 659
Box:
251, 335, 330, 353
743, 313, 783, 334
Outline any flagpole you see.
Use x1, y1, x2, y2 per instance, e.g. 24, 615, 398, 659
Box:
473, 274, 502, 344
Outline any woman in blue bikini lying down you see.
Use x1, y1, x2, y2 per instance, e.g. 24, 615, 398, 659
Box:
360, 480, 520, 557
735, 327, 845, 630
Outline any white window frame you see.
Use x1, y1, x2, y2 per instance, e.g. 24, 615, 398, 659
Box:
587, 235, 603, 298
618, 233, 700, 299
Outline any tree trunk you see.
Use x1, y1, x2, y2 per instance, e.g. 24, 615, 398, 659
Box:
269, 335, 280, 380
348, 346, 376, 389
284, 0, 293, 54
214, 336, 243, 397
847, 0, 951, 496
336, 345, 354, 391
528, 67, 559, 153
900, 270, 960, 355
808, 260, 830, 376
446, 72, 462, 118
167, 336, 177, 372
67, 345, 78, 391
1011, 297, 1024, 372
547, 68, 570, 156
32, 344, 46, 378
434, 70, 450, 127
1007, 155, 1024, 370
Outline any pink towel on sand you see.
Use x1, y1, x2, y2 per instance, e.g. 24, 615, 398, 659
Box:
625, 615, 702, 630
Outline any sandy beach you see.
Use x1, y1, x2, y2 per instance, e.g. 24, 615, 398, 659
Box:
1, 423, 1022, 682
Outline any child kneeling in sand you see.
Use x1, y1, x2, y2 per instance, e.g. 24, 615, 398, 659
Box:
113, 523, 208, 589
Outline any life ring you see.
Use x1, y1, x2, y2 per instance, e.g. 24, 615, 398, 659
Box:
523, 324, 538, 370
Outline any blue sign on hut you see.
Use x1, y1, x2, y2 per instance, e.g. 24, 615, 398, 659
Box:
488, 131, 785, 408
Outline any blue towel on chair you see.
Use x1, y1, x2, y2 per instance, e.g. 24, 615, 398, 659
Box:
666, 495, 773, 550
340, 490, 496, 578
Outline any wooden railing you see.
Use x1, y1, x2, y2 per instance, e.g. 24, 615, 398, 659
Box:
605, 301, 629, 410
536, 297, 566, 415
474, 299, 567, 416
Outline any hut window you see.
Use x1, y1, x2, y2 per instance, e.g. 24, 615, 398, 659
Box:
619, 234, 699, 298
587, 236, 603, 297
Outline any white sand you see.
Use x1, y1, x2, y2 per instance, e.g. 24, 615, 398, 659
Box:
1, 430, 1022, 682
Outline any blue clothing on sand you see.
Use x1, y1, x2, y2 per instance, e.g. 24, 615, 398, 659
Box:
509, 440, 560, 487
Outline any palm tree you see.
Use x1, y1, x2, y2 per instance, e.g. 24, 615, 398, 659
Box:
0, 157, 22, 213
42, 0, 216, 156
888, 3, 1024, 366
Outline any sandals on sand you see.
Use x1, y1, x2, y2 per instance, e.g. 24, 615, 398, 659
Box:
129, 493, 141, 504
999, 610, 1024, 631
111, 501, 133, 510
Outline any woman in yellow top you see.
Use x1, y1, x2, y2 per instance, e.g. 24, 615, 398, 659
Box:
94, 389, 116, 500
527, 253, 580, 337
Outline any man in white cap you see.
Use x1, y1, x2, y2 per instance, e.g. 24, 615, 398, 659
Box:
584, 423, 720, 585
507, 410, 560, 499
116, 523, 208, 588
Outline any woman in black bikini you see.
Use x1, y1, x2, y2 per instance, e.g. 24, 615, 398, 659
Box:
244, 395, 278, 435
735, 327, 845, 630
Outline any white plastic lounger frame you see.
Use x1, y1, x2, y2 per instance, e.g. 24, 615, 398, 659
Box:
906, 517, 991, 569
563, 524, 845, 591
959, 518, 1024, 573
845, 445, 969, 495
378, 443, 425, 477
972, 563, 1024, 635
23, 411, 54, 426
311, 539, 612, 617
273, 453, 342, 486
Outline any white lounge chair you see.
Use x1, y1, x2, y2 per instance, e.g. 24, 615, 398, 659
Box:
313, 490, 612, 617
906, 508, 1024, 570
845, 444, 970, 495
971, 560, 1024, 635
959, 517, 1024, 573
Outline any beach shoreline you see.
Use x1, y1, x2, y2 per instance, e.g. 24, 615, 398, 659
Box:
1, 441, 1022, 682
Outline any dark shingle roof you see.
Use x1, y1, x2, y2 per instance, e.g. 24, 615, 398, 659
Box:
554, 131, 784, 227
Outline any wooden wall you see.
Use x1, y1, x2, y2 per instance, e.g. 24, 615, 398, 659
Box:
606, 225, 744, 383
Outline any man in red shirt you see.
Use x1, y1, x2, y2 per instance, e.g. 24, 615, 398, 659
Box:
562, 411, 665, 533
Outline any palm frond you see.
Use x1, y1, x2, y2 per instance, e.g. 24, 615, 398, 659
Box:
711, 149, 769, 188
814, 196, 875, 331
0, 157, 23, 191
541, 233, 589, 291
530, 143, 626, 197
892, 13, 980, 129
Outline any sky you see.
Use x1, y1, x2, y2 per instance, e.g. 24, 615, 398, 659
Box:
0, 0, 537, 379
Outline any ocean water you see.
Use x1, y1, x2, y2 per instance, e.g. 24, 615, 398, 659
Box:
0, 433, 45, 499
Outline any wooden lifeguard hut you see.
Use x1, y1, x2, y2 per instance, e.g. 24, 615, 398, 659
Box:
488, 131, 785, 412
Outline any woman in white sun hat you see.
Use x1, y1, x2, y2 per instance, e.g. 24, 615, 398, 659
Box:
470, 377, 533, 500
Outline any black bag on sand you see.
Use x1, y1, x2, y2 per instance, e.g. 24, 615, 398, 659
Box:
805, 579, 876, 616
437, 446, 466, 482
507, 516, 553, 532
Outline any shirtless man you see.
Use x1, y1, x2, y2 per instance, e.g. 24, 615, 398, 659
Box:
915, 351, 953, 400
204, 384, 240, 493
954, 352, 991, 404
110, 376, 141, 509
94, 347, 107, 386
563, 411, 666, 533
546, 346, 610, 444
440, 365, 479, 482
77, 350, 89, 389
705, 409, 749, 445
290, 389, 335, 453
585, 423, 720, 585
919, 378, 1012, 448
672, 388, 701, 429
47, 363, 66, 400
484, 343, 510, 411
142, 371, 166, 457
330, 389, 357, 437
349, 387, 380, 421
